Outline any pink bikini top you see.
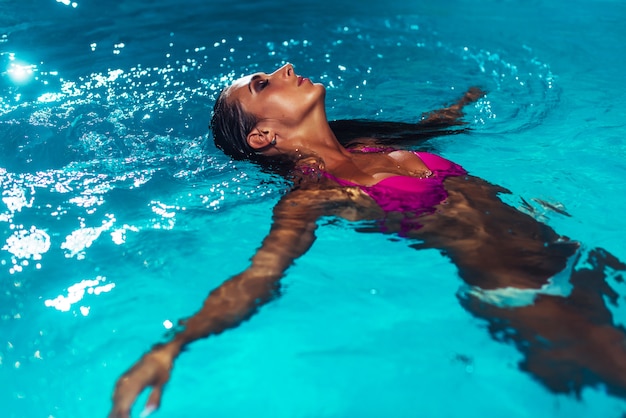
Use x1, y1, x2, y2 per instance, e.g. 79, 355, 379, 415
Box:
323, 148, 467, 214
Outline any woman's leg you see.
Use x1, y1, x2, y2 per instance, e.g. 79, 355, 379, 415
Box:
409, 175, 626, 397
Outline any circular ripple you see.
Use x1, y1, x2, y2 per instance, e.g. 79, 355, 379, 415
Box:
0, 16, 560, 277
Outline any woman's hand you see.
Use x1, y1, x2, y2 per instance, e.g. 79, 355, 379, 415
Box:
418, 86, 487, 127
109, 343, 178, 418
456, 86, 487, 108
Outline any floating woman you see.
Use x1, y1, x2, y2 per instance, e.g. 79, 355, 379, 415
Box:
109, 63, 626, 417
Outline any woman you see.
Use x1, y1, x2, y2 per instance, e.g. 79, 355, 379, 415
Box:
109, 64, 626, 417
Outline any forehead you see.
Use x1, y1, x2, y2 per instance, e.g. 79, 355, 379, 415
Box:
227, 73, 260, 102
231, 73, 254, 90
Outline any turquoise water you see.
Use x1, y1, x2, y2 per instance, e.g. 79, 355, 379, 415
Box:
1, 0, 626, 417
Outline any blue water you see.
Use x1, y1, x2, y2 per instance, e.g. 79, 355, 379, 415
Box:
1, 0, 626, 417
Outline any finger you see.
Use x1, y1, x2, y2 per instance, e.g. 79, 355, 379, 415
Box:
139, 404, 156, 418
140, 385, 164, 417
111, 376, 149, 418
146, 383, 164, 409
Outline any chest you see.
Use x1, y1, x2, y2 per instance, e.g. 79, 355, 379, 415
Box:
341, 150, 432, 185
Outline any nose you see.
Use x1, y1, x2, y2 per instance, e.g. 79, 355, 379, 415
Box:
271, 63, 294, 79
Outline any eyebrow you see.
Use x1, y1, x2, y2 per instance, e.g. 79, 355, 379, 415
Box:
248, 74, 261, 94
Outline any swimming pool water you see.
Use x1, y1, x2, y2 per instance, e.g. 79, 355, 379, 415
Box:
1, 0, 626, 417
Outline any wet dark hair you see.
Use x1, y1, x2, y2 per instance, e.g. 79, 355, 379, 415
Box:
210, 86, 259, 161
209, 86, 296, 180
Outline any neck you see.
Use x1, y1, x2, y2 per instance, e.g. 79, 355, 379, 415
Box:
288, 113, 352, 170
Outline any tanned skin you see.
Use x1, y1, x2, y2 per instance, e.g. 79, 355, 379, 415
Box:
109, 87, 626, 417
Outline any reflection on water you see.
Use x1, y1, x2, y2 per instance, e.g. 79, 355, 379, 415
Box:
6, 60, 36, 86
3, 4, 622, 416
0, 29, 556, 272
44, 276, 115, 314
56, 0, 78, 9
3, 226, 49, 273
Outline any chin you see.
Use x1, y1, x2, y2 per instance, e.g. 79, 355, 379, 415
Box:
315, 82, 326, 97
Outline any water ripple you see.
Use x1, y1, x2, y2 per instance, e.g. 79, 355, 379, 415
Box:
0, 14, 559, 299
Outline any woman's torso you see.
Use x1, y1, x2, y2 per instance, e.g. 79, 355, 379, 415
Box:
322, 147, 467, 213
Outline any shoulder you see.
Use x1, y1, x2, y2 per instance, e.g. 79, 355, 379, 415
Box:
290, 156, 354, 190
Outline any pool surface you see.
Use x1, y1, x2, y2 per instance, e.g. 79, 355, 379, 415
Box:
1, 0, 626, 417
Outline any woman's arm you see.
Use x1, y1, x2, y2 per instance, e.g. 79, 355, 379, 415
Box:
417, 86, 485, 128
331, 87, 485, 148
109, 186, 381, 418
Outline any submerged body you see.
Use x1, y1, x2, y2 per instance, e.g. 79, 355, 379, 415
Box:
109, 64, 626, 417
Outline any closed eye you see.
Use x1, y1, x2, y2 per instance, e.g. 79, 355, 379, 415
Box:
255, 79, 269, 92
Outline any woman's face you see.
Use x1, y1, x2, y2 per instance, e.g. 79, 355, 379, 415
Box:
228, 63, 325, 128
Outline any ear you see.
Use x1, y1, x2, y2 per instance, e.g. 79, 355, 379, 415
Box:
246, 127, 275, 150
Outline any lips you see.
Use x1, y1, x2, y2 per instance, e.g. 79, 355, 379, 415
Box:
297, 76, 309, 86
